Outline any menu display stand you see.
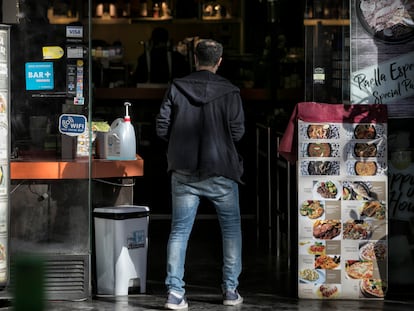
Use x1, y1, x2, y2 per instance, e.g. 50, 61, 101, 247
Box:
280, 102, 388, 300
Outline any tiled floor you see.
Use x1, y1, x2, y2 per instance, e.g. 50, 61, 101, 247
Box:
2, 219, 414, 310
22, 292, 414, 311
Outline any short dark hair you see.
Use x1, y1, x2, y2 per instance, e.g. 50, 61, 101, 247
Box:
195, 39, 223, 67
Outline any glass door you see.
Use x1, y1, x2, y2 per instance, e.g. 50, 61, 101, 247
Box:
7, 0, 92, 300
304, 0, 350, 104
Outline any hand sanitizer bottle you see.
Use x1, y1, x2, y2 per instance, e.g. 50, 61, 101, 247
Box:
107, 102, 136, 160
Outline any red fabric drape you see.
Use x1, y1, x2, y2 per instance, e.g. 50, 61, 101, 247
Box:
278, 102, 388, 164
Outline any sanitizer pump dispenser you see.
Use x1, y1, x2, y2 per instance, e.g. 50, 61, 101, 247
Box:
107, 102, 137, 160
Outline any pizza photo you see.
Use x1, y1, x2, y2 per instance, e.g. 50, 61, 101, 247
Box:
345, 260, 374, 279
360, 278, 386, 298
359, 241, 387, 261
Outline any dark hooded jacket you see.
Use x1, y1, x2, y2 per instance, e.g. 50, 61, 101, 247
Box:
156, 70, 245, 183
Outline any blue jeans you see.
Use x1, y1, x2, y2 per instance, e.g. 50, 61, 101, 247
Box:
165, 173, 242, 296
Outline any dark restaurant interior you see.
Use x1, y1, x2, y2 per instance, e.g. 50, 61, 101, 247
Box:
0, 0, 413, 309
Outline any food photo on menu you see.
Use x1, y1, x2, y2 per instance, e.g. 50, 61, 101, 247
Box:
0, 239, 6, 283
307, 124, 331, 139
297, 117, 388, 300
314, 254, 341, 270
342, 241, 387, 299
308, 241, 326, 255
316, 284, 341, 299
359, 278, 386, 298
359, 241, 387, 262
345, 140, 386, 166
301, 160, 341, 176
299, 240, 326, 256
301, 142, 341, 158
354, 124, 377, 140
305, 124, 340, 140
0, 93, 7, 115
348, 124, 387, 178
345, 159, 387, 176
342, 219, 373, 240
345, 259, 374, 280
299, 268, 325, 285
0, 165, 6, 196
342, 181, 374, 200
355, 160, 379, 176
306, 142, 333, 157
357, 0, 414, 43
342, 123, 385, 141
312, 180, 342, 200
300, 200, 325, 220
359, 200, 386, 220
353, 142, 378, 157
313, 220, 341, 240
0, 241, 5, 269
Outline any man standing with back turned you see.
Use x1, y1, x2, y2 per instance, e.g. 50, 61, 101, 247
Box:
156, 39, 245, 310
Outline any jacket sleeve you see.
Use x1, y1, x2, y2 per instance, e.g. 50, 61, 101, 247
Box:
156, 87, 173, 141
229, 92, 245, 142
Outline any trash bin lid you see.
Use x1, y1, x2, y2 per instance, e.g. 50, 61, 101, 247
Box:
93, 205, 149, 220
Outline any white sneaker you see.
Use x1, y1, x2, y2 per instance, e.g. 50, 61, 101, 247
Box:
223, 289, 243, 306
165, 292, 188, 310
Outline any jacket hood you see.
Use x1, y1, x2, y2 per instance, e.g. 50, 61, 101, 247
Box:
172, 70, 239, 105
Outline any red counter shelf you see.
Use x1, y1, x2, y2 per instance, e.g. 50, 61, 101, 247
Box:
10, 155, 144, 180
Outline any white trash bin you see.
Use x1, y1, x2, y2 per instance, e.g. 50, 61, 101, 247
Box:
93, 205, 150, 296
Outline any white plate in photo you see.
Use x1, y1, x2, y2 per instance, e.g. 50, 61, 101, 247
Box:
312, 180, 341, 200
299, 268, 325, 284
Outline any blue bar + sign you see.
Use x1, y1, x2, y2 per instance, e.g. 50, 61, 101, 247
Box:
25, 62, 54, 90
